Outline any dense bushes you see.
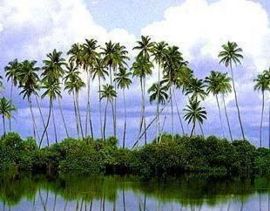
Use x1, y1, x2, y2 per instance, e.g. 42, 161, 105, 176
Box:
0, 133, 269, 179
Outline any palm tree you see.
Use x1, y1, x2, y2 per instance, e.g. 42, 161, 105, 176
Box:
219, 41, 245, 140
254, 70, 270, 147
133, 35, 154, 59
218, 72, 233, 141
5, 59, 20, 131
185, 78, 207, 101
42, 49, 68, 140
100, 84, 117, 140
18, 60, 40, 141
148, 82, 169, 142
0, 97, 16, 136
81, 39, 99, 138
183, 99, 207, 137
64, 62, 85, 139
92, 56, 108, 139
114, 67, 132, 148
151, 41, 168, 139
205, 71, 226, 138
132, 55, 153, 144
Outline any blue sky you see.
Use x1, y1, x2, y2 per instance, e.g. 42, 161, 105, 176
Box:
1, 0, 270, 147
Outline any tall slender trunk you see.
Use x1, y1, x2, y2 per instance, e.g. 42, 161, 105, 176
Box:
39, 99, 52, 148
143, 77, 147, 144
8, 83, 13, 131
85, 72, 94, 138
123, 89, 127, 148
2, 115, 6, 136
109, 66, 116, 137
98, 77, 103, 139
72, 92, 80, 138
58, 97, 69, 138
51, 102, 58, 143
35, 96, 49, 146
170, 85, 174, 141
173, 89, 185, 135
230, 63, 245, 140
216, 95, 225, 138
29, 98, 40, 142
103, 100, 109, 140
138, 78, 144, 138
190, 122, 195, 137
199, 122, 204, 137
222, 94, 233, 141
157, 65, 161, 142
259, 91, 265, 147
114, 79, 117, 137
76, 92, 84, 139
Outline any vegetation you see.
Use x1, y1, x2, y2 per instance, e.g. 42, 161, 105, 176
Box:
0, 132, 270, 180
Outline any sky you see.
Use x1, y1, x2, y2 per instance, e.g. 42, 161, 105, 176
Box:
1, 0, 270, 147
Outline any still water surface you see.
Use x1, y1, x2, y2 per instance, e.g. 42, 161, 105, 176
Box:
0, 175, 270, 211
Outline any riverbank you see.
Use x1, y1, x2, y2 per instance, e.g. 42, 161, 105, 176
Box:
1, 132, 270, 179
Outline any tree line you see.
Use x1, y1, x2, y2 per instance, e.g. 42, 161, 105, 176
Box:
0, 36, 268, 147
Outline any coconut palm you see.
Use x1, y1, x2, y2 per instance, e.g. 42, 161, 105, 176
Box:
151, 41, 168, 139
92, 56, 108, 139
132, 55, 153, 144
64, 62, 85, 139
185, 78, 207, 101
81, 39, 99, 138
114, 67, 132, 148
100, 84, 117, 140
163, 46, 187, 137
0, 97, 16, 136
4, 59, 20, 131
148, 82, 169, 141
42, 49, 68, 140
205, 71, 226, 138
183, 99, 207, 137
133, 35, 154, 59
254, 70, 270, 147
219, 41, 245, 140
18, 60, 40, 141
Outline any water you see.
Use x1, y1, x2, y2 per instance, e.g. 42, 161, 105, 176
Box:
0, 175, 270, 211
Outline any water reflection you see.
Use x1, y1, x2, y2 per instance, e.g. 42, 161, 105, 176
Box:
0, 175, 270, 210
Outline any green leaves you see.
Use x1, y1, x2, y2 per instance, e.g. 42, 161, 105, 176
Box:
0, 97, 16, 119
183, 99, 207, 125
218, 41, 243, 67
100, 84, 117, 101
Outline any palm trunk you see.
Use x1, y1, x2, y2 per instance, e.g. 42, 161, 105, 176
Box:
2, 115, 6, 136
143, 77, 147, 144
103, 100, 109, 140
8, 83, 13, 131
85, 72, 94, 138
230, 63, 245, 140
109, 66, 116, 137
260, 91, 265, 147
157, 65, 161, 142
173, 89, 185, 135
222, 94, 233, 141
29, 98, 40, 142
72, 92, 80, 138
35, 96, 49, 146
190, 122, 195, 137
138, 78, 144, 138
39, 99, 52, 148
98, 77, 103, 139
216, 95, 225, 138
123, 89, 127, 148
199, 122, 204, 137
76, 92, 84, 139
58, 97, 69, 138
51, 102, 58, 143
170, 85, 174, 141
114, 79, 117, 137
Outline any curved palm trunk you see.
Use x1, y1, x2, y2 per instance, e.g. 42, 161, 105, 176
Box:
230, 64, 245, 140
58, 97, 69, 138
156, 65, 161, 142
190, 122, 195, 137
35, 96, 49, 146
2, 115, 6, 136
222, 94, 233, 141
137, 78, 144, 139
123, 89, 127, 148
216, 95, 225, 138
39, 99, 52, 148
98, 77, 103, 139
76, 92, 84, 139
72, 91, 80, 138
51, 102, 58, 143
260, 91, 265, 147
143, 78, 147, 144
170, 85, 174, 141
103, 100, 109, 140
